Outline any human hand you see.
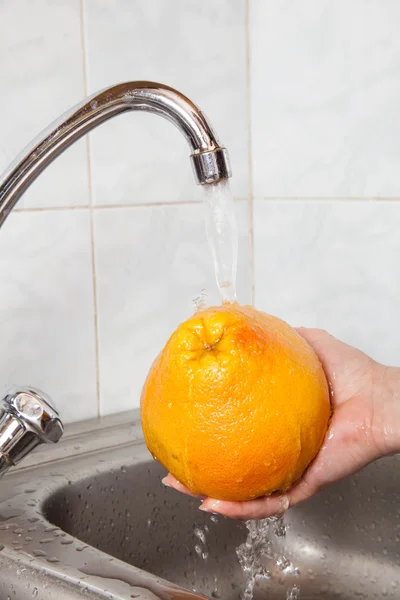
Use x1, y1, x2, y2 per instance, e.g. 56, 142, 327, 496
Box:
162, 328, 400, 519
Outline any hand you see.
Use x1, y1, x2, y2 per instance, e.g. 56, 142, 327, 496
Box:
162, 328, 400, 519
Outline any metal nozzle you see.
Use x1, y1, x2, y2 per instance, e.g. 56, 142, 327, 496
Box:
190, 147, 231, 185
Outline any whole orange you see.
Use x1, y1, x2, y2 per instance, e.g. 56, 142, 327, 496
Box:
141, 304, 331, 502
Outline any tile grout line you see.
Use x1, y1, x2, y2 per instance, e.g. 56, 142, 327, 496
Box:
13, 198, 251, 213
248, 196, 400, 202
12, 195, 399, 215
80, 0, 101, 418
245, 0, 255, 305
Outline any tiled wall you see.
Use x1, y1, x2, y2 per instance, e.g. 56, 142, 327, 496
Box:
1, 1, 399, 423
251, 0, 400, 368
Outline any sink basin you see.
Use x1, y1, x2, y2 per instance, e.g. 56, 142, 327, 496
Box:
0, 411, 399, 599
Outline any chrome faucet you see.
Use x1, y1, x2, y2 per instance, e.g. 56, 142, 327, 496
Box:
0, 81, 231, 223
0, 81, 232, 474
0, 386, 63, 478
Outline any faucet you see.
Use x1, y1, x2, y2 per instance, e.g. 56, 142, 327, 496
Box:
0, 81, 232, 474
0, 81, 231, 222
0, 386, 63, 478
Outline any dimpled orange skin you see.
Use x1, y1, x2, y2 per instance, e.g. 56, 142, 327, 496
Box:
141, 304, 331, 502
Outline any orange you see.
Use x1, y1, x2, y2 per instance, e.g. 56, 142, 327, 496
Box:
141, 304, 331, 502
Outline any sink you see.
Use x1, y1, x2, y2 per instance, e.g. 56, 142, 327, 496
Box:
0, 411, 399, 599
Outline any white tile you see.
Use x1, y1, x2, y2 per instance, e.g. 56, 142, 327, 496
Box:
0, 0, 89, 208
94, 199, 251, 415
254, 200, 400, 366
251, 0, 400, 198
84, 0, 248, 204
0, 210, 97, 423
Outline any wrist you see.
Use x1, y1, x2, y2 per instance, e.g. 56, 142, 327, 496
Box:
372, 363, 400, 456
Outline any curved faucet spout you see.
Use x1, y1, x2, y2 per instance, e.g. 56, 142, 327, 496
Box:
0, 81, 232, 227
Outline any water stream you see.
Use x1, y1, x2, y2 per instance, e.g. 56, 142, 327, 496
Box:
236, 517, 300, 600
193, 515, 300, 600
199, 184, 300, 598
202, 180, 238, 304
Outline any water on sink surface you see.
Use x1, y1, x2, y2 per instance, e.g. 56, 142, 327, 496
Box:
42, 456, 400, 600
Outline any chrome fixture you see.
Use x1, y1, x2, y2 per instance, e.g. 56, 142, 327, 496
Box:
0, 82, 232, 474
0, 81, 232, 226
0, 386, 63, 478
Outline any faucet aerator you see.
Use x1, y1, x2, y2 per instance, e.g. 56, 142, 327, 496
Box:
190, 148, 232, 185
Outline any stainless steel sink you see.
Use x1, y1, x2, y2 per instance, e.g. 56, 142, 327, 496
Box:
0, 411, 399, 600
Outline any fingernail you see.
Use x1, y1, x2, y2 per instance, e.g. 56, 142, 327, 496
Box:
161, 477, 171, 487
199, 506, 219, 515
199, 500, 221, 514
277, 495, 290, 514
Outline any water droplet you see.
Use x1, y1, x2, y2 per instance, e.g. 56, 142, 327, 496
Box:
193, 289, 208, 311
194, 527, 206, 545
286, 584, 300, 599
13, 527, 23, 534
210, 515, 219, 523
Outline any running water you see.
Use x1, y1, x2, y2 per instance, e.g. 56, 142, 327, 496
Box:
202, 180, 238, 304
236, 516, 300, 600
194, 515, 300, 600
200, 182, 300, 599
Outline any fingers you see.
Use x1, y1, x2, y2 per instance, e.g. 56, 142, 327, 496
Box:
199, 493, 290, 520
162, 474, 293, 519
295, 327, 337, 355
284, 477, 321, 507
162, 473, 320, 520
199, 476, 323, 520
162, 474, 206, 500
